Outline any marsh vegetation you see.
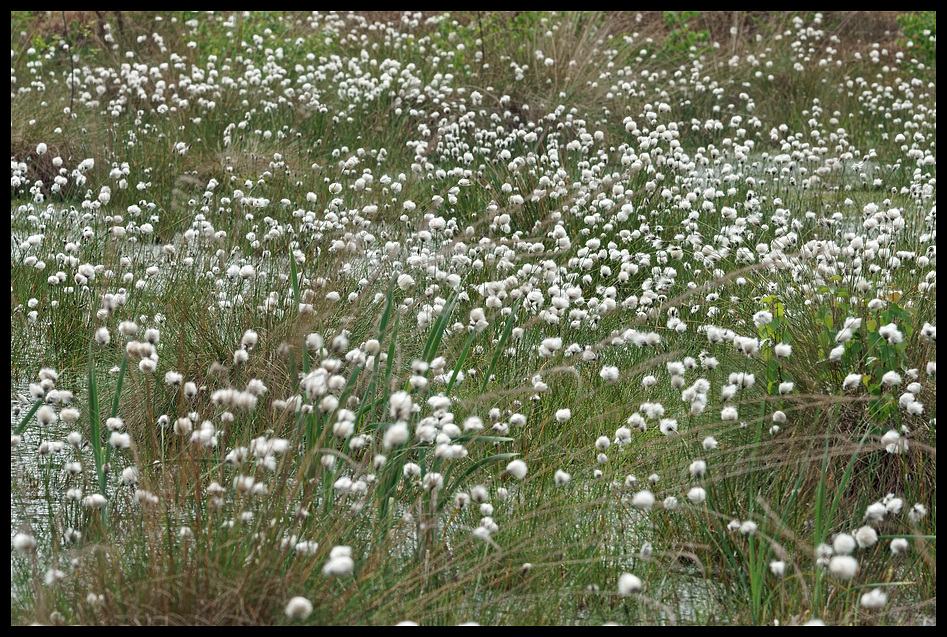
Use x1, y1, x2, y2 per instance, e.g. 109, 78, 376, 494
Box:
10, 11, 936, 625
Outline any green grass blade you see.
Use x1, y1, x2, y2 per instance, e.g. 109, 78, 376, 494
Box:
423, 292, 459, 363
443, 452, 519, 505
445, 329, 478, 396
86, 339, 107, 511
480, 298, 522, 393
14, 399, 43, 437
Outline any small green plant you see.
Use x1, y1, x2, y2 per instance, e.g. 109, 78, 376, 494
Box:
898, 11, 936, 67
661, 11, 712, 60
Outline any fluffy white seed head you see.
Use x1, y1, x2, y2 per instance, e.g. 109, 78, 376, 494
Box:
618, 573, 643, 596
833, 533, 856, 555
13, 532, 37, 552
860, 588, 888, 610
828, 555, 859, 579
890, 538, 909, 555
285, 596, 313, 620
383, 422, 409, 450
506, 459, 528, 480
855, 525, 878, 549
631, 490, 655, 510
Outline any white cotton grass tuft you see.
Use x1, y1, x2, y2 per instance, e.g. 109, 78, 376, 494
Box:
45, 568, 66, 586
109, 432, 131, 448
908, 503, 928, 523
905, 401, 924, 416
174, 417, 193, 437
773, 343, 791, 358
626, 413, 646, 432
640, 402, 665, 419
890, 538, 909, 555
617, 572, 643, 596
36, 406, 57, 426
832, 533, 856, 555
13, 532, 37, 552
389, 391, 413, 421
842, 373, 863, 390
462, 416, 484, 432
614, 426, 632, 447
121, 466, 139, 486
753, 311, 773, 327
285, 596, 313, 620
828, 555, 859, 579
687, 487, 706, 505
659, 418, 678, 435
241, 329, 259, 350
83, 493, 107, 509
815, 543, 833, 568
879, 323, 904, 345
881, 429, 909, 454
722, 378, 744, 400
631, 490, 655, 510
881, 371, 902, 387
506, 459, 528, 480
854, 525, 878, 548
95, 327, 111, 346
884, 495, 903, 515
863, 502, 887, 524
738, 520, 758, 535
383, 422, 410, 450
554, 469, 571, 485
860, 588, 888, 610
322, 545, 354, 576
599, 365, 619, 384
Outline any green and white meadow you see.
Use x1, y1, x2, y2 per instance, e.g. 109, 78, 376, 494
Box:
10, 11, 936, 625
